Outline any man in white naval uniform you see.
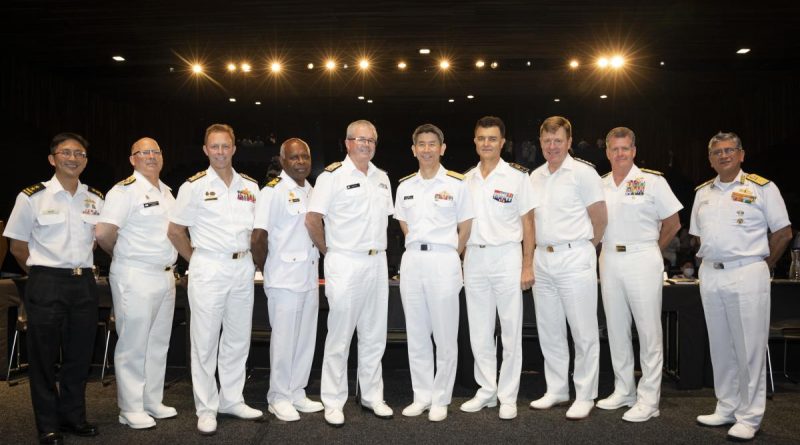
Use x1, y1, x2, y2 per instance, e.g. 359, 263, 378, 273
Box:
96, 137, 179, 429
691, 131, 791, 441
251, 138, 324, 422
529, 116, 607, 420
306, 119, 394, 427
394, 124, 473, 422
460, 116, 537, 421
167, 124, 263, 435
595, 127, 682, 422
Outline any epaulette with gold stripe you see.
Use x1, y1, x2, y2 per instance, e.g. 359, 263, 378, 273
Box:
508, 162, 530, 174
266, 177, 282, 188
399, 172, 417, 183
695, 179, 714, 191
117, 175, 136, 186
601, 172, 611, 179
88, 186, 104, 199
641, 168, 664, 176
324, 162, 342, 172
22, 183, 45, 197
188, 170, 207, 183
746, 173, 770, 186
573, 157, 596, 169
446, 170, 465, 181
240, 173, 258, 184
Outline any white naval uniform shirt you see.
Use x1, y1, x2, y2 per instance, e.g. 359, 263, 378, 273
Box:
4, 175, 104, 268
464, 159, 537, 247
170, 167, 259, 253
690, 170, 790, 262
253, 171, 319, 292
99, 170, 178, 267
306, 155, 393, 252
530, 155, 604, 245
393, 165, 474, 250
602, 164, 683, 245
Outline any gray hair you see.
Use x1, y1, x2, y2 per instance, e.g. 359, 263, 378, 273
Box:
346, 119, 378, 141
279, 138, 310, 158
605, 127, 636, 147
708, 131, 742, 150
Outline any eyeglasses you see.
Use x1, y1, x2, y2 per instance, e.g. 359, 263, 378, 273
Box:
709, 147, 741, 157
53, 150, 88, 159
347, 137, 377, 146
131, 149, 162, 157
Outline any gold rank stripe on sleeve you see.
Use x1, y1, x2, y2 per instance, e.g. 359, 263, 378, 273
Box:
187, 170, 207, 182
324, 162, 342, 172
508, 162, 530, 174
641, 168, 664, 176
240, 172, 259, 184
266, 176, 282, 188
118, 175, 136, 186
88, 186, 104, 199
399, 172, 417, 183
695, 178, 714, 191
446, 170, 465, 181
573, 157, 596, 169
22, 183, 46, 196
746, 173, 770, 186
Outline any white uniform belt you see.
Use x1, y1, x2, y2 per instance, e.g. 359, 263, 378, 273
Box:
467, 242, 517, 250
327, 248, 384, 256
707, 256, 763, 270
194, 247, 250, 260
406, 242, 455, 252
114, 257, 175, 272
537, 239, 590, 253
605, 241, 657, 253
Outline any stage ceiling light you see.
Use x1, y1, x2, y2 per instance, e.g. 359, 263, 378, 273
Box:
475, 60, 485, 68
192, 64, 203, 73
359, 59, 369, 69
467, 94, 474, 99
610, 55, 625, 68
367, 99, 374, 103
325, 60, 336, 70
229, 97, 236, 102
419, 48, 430, 54
255, 101, 261, 105
112, 55, 125, 62
554, 98, 561, 102
358, 96, 365, 100
439, 60, 450, 69
241, 63, 252, 72
569, 59, 579, 69
307, 63, 314, 69
448, 98, 454, 103
398, 61, 407, 69
737, 48, 751, 54
597, 57, 609, 68
600, 94, 608, 99
270, 62, 282, 73
227, 63, 237, 72
490, 61, 498, 69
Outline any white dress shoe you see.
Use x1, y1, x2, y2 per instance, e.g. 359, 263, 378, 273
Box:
428, 406, 447, 422
622, 403, 660, 422
459, 395, 497, 412
324, 408, 345, 427
118, 411, 156, 429
362, 400, 393, 419
402, 402, 430, 417
197, 414, 217, 436
596, 393, 636, 410
529, 394, 569, 410
499, 404, 517, 420
565, 400, 594, 420
727, 422, 758, 441
268, 401, 301, 422
293, 397, 324, 413
144, 404, 178, 419
219, 403, 264, 420
696, 412, 736, 427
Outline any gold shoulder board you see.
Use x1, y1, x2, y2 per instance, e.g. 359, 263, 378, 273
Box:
266, 177, 282, 188
446, 170, 465, 181
22, 183, 46, 196
240, 173, 258, 184
324, 162, 342, 172
188, 170, 207, 182
88, 186, 104, 199
399, 172, 417, 183
574, 157, 596, 169
118, 175, 136, 186
508, 162, 530, 174
641, 168, 664, 176
695, 178, 714, 191
745, 173, 770, 186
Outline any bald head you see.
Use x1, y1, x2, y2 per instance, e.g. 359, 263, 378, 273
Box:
129, 137, 163, 182
279, 137, 311, 185
131, 137, 159, 155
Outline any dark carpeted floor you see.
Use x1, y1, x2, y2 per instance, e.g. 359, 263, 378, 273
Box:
2, 364, 799, 445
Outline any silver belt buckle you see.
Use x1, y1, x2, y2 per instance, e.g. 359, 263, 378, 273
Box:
71, 267, 83, 276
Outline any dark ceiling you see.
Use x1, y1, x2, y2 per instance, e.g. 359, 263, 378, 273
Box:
5, 0, 800, 107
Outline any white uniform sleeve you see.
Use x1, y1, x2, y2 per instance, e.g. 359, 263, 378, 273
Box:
457, 180, 475, 223
578, 166, 605, 207
654, 176, 684, 220
689, 189, 703, 237
307, 172, 333, 215
393, 182, 407, 222
3, 193, 34, 242
98, 186, 131, 228
517, 172, 538, 214
169, 181, 197, 227
385, 177, 395, 217
253, 186, 274, 231
763, 182, 791, 232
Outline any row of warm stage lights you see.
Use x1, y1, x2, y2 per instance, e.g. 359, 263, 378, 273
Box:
227, 94, 612, 105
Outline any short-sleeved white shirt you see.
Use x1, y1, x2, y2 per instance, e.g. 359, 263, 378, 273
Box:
602, 164, 683, 244
253, 171, 318, 291
98, 170, 178, 267
4, 175, 104, 268
394, 165, 474, 250
169, 167, 259, 253
530, 155, 605, 245
306, 155, 393, 252
464, 159, 537, 246
690, 170, 790, 261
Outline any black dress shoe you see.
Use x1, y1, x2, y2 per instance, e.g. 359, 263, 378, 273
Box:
60, 422, 99, 437
38, 432, 64, 445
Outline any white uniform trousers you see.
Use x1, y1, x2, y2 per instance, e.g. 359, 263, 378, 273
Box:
399, 247, 462, 407
109, 261, 176, 413
699, 260, 770, 429
320, 250, 388, 409
599, 243, 663, 408
187, 251, 255, 416
265, 287, 319, 405
463, 243, 523, 404
533, 241, 599, 401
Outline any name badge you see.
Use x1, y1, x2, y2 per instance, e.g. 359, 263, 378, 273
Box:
403, 195, 414, 200
143, 201, 160, 208
346, 183, 361, 190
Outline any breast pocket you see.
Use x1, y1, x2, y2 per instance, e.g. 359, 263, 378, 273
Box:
280, 251, 309, 263
37, 212, 66, 226
139, 202, 166, 216
621, 196, 648, 222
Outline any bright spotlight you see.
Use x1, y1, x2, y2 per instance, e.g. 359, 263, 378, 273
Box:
439, 60, 450, 69
467, 94, 474, 99
192, 64, 203, 73
490, 61, 498, 69
600, 94, 608, 99
359, 59, 370, 70
597, 58, 609, 68
112, 55, 125, 62
736, 48, 751, 54
367, 99, 374, 103
270, 62, 281, 73
554, 98, 561, 102
397, 61, 407, 69
227, 63, 237, 72
255, 101, 261, 105
610, 55, 625, 68
241, 63, 252, 72
569, 59, 579, 69
325, 60, 336, 70
229, 98, 236, 102
419, 48, 431, 55
448, 98, 455, 103
475, 60, 485, 68
357, 96, 365, 100
307, 63, 314, 69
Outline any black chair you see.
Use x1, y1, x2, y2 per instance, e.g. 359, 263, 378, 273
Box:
770, 319, 800, 384
6, 300, 28, 386
100, 306, 116, 386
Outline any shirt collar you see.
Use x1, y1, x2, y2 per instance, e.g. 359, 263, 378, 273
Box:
474, 158, 509, 180
45, 175, 87, 197
713, 169, 746, 189
279, 170, 310, 191
132, 170, 169, 194
205, 166, 241, 186
413, 165, 448, 183
342, 154, 377, 177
